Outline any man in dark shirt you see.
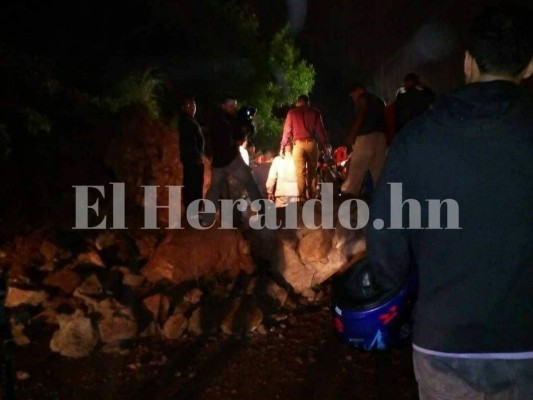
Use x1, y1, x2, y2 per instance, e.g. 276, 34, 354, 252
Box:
395, 73, 435, 132
341, 83, 387, 197
178, 96, 205, 209
203, 95, 261, 226
368, 5, 533, 399
280, 95, 329, 200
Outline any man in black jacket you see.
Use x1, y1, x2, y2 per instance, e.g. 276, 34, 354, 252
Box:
203, 95, 261, 226
367, 5, 533, 399
178, 96, 205, 209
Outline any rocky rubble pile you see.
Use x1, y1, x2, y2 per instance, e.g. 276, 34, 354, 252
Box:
0, 206, 366, 358
0, 228, 256, 358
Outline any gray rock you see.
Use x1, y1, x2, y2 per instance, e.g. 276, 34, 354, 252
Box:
50, 310, 98, 358
97, 299, 138, 343
270, 208, 367, 299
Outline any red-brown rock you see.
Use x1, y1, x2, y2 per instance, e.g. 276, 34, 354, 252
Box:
142, 294, 170, 322
5, 287, 48, 308
43, 269, 82, 294
162, 312, 188, 339
141, 229, 255, 284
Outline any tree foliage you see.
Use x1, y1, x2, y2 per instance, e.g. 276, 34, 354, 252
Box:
95, 69, 163, 120
0, 0, 315, 156
199, 1, 315, 150
255, 28, 315, 150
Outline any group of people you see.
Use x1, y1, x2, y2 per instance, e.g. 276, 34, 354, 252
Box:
177, 72, 436, 219
176, 4, 533, 400
177, 93, 319, 219
178, 92, 304, 224
275, 76, 436, 202
341, 73, 435, 198
178, 95, 262, 225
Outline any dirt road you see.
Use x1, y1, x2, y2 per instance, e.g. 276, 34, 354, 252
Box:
13, 307, 418, 400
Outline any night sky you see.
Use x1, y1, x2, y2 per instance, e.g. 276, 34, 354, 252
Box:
276, 0, 533, 136
1, 0, 532, 139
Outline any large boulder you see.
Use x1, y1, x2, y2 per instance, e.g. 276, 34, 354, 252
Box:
269, 205, 366, 299
141, 229, 255, 284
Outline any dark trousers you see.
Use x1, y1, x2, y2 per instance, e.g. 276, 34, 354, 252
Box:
182, 161, 204, 209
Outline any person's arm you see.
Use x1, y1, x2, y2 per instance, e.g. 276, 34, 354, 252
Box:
280, 111, 293, 151
345, 97, 367, 146
367, 138, 411, 291
314, 111, 329, 149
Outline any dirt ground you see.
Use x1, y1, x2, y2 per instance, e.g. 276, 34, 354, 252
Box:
13, 306, 418, 400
